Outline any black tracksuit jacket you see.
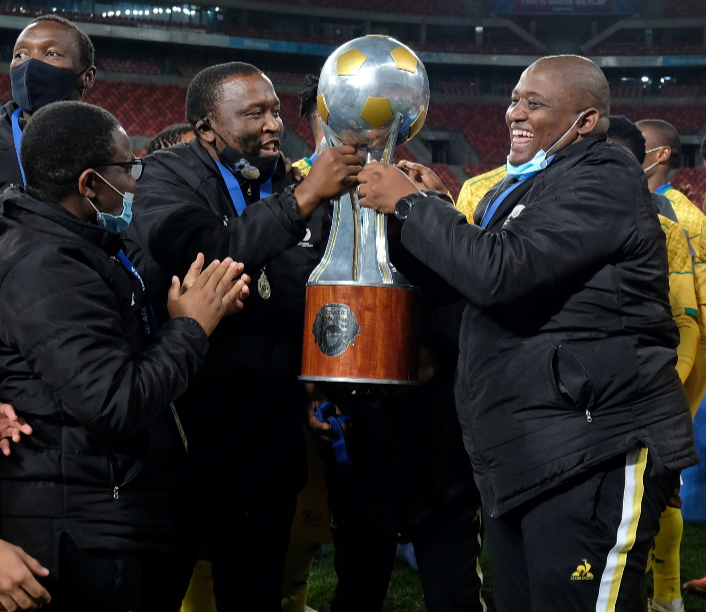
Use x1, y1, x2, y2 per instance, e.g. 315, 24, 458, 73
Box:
0, 101, 25, 195
0, 187, 209, 572
400, 134, 698, 518
124, 139, 330, 498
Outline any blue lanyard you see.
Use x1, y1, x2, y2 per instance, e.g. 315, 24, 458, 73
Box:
11, 108, 26, 186
480, 178, 522, 229
214, 159, 272, 216
315, 402, 352, 467
655, 183, 671, 196
115, 249, 189, 452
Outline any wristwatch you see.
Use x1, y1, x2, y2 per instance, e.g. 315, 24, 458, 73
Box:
394, 191, 427, 220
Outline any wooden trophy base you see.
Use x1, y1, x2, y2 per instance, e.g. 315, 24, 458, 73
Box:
300, 283, 420, 385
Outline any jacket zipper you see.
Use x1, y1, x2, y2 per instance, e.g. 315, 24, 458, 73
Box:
112, 461, 144, 499
585, 409, 593, 423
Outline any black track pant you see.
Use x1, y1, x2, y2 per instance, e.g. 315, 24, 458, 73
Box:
330, 487, 487, 612
484, 446, 678, 612
42, 534, 175, 612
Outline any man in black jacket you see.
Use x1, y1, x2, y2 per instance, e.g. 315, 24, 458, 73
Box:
124, 62, 361, 610
0, 101, 247, 611
1, 15, 96, 194
356, 55, 697, 612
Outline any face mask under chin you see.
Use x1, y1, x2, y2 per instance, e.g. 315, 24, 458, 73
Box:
212, 129, 280, 184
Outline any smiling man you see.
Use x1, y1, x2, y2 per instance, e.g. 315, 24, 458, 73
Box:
1, 16, 96, 194
356, 55, 697, 612
124, 62, 361, 611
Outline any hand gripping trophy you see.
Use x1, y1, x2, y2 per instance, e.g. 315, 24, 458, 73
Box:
300, 36, 430, 385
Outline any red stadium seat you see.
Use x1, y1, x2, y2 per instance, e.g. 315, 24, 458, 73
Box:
672, 168, 706, 211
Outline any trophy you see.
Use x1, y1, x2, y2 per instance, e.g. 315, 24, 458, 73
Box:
300, 36, 430, 385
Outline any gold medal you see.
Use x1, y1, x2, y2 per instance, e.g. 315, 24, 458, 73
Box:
258, 270, 271, 300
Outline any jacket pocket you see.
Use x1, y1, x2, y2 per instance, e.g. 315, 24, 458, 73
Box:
552, 336, 639, 415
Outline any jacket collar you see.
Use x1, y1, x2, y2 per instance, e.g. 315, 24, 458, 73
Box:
0, 186, 123, 256
550, 132, 607, 165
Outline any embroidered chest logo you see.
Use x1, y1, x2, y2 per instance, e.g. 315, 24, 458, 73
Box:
571, 559, 594, 581
299, 228, 313, 248
502, 204, 526, 228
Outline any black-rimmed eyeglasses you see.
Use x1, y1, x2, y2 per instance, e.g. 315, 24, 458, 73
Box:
96, 159, 145, 181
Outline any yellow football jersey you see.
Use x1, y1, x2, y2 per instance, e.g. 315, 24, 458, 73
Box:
662, 186, 706, 252
660, 215, 699, 384
456, 166, 507, 224
684, 217, 706, 417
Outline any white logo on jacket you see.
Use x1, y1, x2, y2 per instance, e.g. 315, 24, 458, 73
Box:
502, 205, 526, 228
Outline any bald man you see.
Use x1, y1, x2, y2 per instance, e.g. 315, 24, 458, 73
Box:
356, 55, 696, 612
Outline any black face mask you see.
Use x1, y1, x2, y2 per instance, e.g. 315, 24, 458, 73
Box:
211, 127, 279, 185
10, 59, 84, 113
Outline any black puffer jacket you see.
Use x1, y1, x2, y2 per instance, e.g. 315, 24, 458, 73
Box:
124, 139, 330, 498
0, 187, 209, 572
401, 135, 697, 517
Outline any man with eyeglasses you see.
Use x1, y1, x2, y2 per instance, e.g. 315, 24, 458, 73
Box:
0, 100, 249, 611
1, 15, 96, 195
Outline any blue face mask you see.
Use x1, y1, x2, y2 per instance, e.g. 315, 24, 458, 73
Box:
507, 111, 586, 182
87, 172, 134, 234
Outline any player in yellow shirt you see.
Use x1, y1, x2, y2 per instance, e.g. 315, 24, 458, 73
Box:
684, 219, 706, 417
638, 119, 706, 253
456, 166, 506, 224
602, 116, 697, 612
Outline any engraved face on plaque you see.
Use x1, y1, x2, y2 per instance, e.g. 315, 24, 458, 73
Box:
308, 36, 430, 288
313, 303, 361, 357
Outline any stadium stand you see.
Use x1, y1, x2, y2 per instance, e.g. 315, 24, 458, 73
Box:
672, 168, 706, 210
100, 58, 161, 76
659, 83, 702, 98
595, 44, 706, 57
666, 0, 706, 18
609, 84, 645, 99
428, 163, 463, 199
0, 4, 208, 31
311, 0, 464, 16
441, 82, 482, 97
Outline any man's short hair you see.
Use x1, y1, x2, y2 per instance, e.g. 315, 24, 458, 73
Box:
21, 101, 119, 203
146, 123, 194, 154
607, 115, 646, 164
185, 62, 262, 128
637, 119, 682, 169
28, 15, 94, 69
299, 74, 319, 122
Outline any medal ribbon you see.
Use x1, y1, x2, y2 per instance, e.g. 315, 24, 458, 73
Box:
116, 250, 189, 452
315, 402, 352, 467
11, 107, 27, 186
214, 158, 272, 298
214, 158, 272, 216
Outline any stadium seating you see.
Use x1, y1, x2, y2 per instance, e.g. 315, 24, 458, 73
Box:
659, 83, 702, 98
610, 84, 645, 99
0, 5, 207, 31
100, 58, 161, 76
428, 164, 463, 199
595, 44, 706, 57
310, 0, 464, 16
441, 82, 481, 97
672, 168, 706, 210
666, 0, 706, 19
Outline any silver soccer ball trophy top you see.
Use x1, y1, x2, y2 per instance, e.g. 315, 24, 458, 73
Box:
308, 36, 430, 286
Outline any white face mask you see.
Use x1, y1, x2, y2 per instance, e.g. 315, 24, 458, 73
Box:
643, 146, 666, 174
